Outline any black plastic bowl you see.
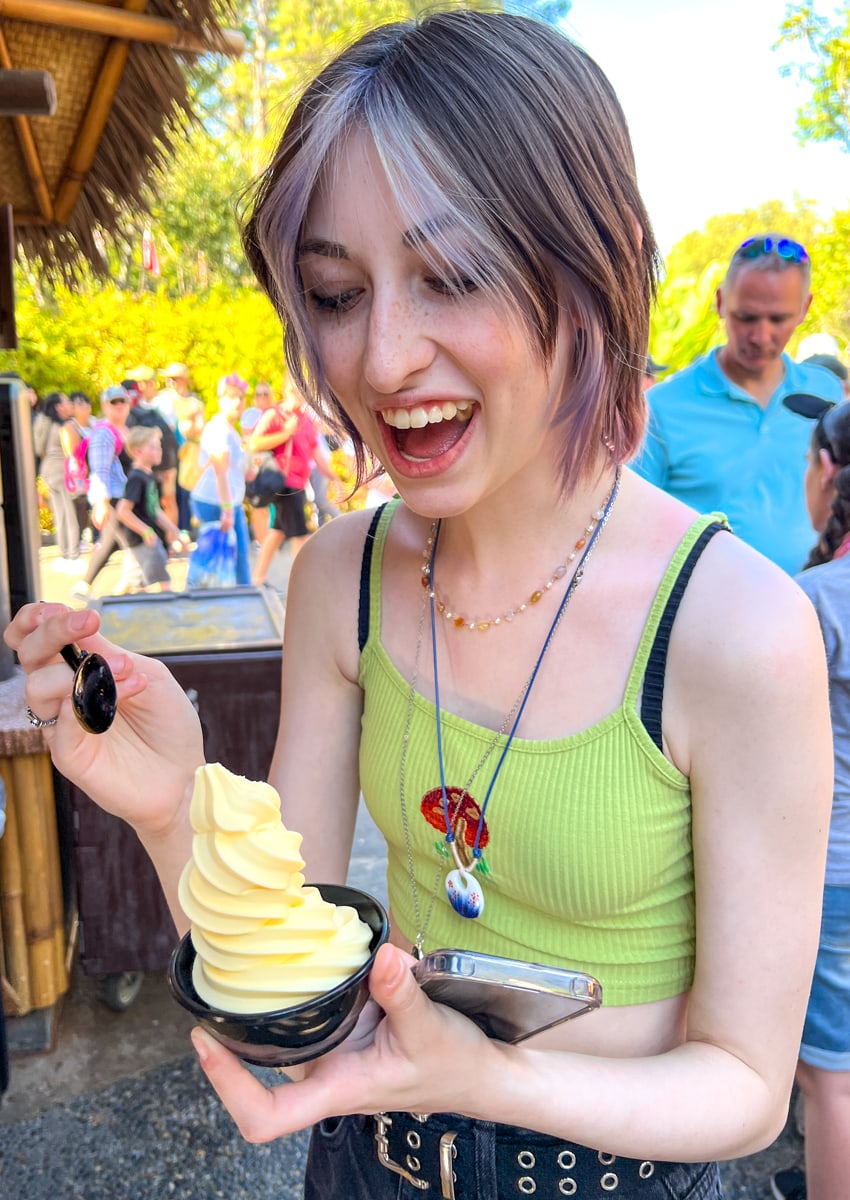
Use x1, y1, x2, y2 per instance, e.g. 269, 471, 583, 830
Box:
168, 884, 390, 1067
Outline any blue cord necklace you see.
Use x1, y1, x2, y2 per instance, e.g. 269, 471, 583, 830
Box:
428, 466, 621, 919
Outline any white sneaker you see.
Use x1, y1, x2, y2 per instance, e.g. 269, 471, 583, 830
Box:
62, 558, 87, 574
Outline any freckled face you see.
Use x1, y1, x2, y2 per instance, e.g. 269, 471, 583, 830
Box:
298, 132, 571, 517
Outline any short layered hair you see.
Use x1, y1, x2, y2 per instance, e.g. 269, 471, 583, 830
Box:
242, 9, 658, 491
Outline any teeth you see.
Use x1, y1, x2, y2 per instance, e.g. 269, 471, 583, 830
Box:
382, 402, 473, 430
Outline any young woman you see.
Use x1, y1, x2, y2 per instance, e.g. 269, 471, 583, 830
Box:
6, 12, 832, 1199
37, 391, 83, 570
771, 403, 850, 1200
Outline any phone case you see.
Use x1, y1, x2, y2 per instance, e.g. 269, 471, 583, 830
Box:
413, 949, 602, 1043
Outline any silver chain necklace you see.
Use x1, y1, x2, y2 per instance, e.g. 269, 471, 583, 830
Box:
398, 467, 621, 958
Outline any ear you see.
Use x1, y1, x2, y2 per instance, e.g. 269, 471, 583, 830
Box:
800, 292, 813, 322
715, 286, 724, 317
819, 447, 839, 487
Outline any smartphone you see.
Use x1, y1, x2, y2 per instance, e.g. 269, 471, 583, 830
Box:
413, 949, 602, 1043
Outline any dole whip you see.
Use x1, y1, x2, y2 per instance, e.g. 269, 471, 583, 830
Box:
178, 764, 372, 1013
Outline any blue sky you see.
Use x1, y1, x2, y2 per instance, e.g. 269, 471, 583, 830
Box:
563, 0, 848, 254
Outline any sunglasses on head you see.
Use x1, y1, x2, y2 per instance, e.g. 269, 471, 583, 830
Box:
736, 236, 809, 265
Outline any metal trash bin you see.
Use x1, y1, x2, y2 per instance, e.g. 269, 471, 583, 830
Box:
68, 586, 285, 1009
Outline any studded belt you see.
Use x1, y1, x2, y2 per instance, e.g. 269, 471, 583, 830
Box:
373, 1111, 660, 1196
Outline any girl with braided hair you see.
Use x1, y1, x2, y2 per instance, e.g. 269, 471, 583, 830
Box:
804, 402, 850, 567
772, 401, 850, 1200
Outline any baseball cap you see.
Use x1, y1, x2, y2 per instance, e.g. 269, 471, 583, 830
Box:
101, 385, 130, 404
125, 365, 156, 382
160, 362, 189, 379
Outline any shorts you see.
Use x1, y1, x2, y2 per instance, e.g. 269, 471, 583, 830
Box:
270, 487, 310, 538
122, 539, 170, 588
304, 1111, 722, 1199
800, 883, 850, 1070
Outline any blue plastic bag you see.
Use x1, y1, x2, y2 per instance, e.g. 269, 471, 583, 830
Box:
186, 522, 237, 589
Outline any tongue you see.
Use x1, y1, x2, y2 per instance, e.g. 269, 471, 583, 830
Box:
395, 417, 468, 461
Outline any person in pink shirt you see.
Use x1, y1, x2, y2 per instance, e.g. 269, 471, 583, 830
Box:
248, 384, 319, 582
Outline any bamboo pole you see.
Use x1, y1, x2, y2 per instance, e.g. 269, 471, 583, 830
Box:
11, 753, 64, 1009
0, 29, 54, 220
0, 757, 31, 1015
0, 0, 245, 56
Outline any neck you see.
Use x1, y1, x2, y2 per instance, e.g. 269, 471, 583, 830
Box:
717, 346, 785, 407
429, 457, 617, 616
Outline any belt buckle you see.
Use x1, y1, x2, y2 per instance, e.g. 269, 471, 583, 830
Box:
374, 1113, 430, 1190
439, 1131, 458, 1200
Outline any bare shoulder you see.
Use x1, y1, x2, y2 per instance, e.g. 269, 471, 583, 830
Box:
676, 529, 822, 669
663, 529, 828, 774
283, 506, 391, 683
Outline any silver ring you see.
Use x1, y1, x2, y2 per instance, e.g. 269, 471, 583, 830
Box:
26, 705, 59, 729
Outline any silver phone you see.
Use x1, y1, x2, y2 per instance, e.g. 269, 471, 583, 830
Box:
413, 949, 602, 1043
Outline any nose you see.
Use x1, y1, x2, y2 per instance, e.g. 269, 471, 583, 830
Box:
750, 320, 774, 348
362, 289, 435, 393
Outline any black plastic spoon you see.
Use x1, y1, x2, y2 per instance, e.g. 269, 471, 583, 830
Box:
60, 644, 118, 734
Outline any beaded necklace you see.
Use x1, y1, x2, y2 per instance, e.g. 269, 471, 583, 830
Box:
421, 499, 610, 632
398, 467, 621, 950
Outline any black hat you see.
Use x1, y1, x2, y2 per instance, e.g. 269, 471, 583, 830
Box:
803, 353, 848, 383
644, 355, 668, 378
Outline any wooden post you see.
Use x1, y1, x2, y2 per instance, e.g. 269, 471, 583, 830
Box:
0, 205, 15, 352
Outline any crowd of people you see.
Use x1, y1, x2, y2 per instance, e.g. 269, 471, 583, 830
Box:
27, 364, 350, 598
8, 10, 850, 1200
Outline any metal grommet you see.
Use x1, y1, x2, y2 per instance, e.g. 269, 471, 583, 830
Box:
598, 1151, 616, 1165
558, 1181, 577, 1196
557, 1150, 577, 1170
518, 1177, 536, 1195
639, 1161, 655, 1180
405, 1155, 421, 1173
601, 1171, 619, 1190
517, 1150, 536, 1169
406, 1130, 421, 1151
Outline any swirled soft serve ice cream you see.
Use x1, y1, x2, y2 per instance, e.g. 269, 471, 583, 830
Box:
178, 764, 372, 1013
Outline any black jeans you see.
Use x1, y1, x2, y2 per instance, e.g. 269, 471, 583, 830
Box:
304, 1111, 722, 1199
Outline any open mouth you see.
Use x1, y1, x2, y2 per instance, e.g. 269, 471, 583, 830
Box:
381, 401, 474, 463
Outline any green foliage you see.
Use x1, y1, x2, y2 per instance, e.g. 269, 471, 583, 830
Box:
0, 276, 284, 412
777, 2, 850, 151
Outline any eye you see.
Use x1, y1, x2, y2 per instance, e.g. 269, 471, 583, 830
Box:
306, 288, 362, 314
425, 273, 478, 298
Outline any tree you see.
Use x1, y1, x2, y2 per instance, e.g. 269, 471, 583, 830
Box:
777, 2, 850, 151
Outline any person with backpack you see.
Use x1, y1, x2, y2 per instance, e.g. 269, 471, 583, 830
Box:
71, 386, 133, 601
38, 391, 84, 571
65, 391, 95, 548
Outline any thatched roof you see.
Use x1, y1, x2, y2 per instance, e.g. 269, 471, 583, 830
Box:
0, 0, 241, 281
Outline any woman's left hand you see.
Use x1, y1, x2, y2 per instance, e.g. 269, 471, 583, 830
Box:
189, 943, 493, 1142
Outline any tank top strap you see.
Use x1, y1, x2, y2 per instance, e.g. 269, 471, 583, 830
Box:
357, 500, 400, 654
624, 513, 730, 737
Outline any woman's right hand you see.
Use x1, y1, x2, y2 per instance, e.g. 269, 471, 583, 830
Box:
4, 603, 205, 839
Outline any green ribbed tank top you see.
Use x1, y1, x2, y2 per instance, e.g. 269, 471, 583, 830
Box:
359, 502, 724, 1005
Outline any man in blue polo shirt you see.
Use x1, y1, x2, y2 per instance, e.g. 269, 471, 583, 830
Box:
634, 234, 844, 574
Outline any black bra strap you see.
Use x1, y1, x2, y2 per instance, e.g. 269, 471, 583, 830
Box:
641, 521, 728, 751
358, 504, 388, 654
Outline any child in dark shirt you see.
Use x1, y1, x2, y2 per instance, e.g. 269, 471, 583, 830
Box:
116, 427, 184, 593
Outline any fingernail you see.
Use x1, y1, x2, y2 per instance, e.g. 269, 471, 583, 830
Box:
69, 611, 89, 632
191, 1028, 211, 1065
